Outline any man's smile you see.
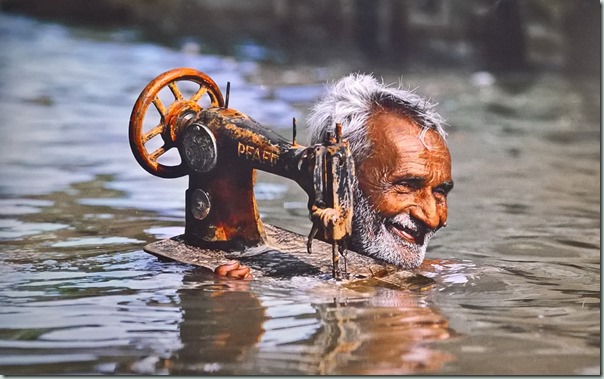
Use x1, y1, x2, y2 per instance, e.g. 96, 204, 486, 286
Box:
386, 219, 426, 246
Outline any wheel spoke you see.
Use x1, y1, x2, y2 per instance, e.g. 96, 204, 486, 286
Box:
191, 85, 208, 102
142, 124, 164, 144
149, 144, 168, 162
168, 81, 184, 101
152, 96, 167, 116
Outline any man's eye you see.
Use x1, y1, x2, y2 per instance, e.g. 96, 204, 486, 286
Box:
392, 178, 424, 192
433, 188, 449, 200
392, 183, 412, 193
432, 188, 447, 199
392, 182, 419, 193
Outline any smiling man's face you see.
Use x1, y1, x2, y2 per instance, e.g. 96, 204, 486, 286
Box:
351, 110, 453, 268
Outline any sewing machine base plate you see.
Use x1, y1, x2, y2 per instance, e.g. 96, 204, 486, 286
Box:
144, 224, 433, 288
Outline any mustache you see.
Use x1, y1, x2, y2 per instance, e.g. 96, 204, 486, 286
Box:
387, 213, 436, 245
352, 186, 438, 244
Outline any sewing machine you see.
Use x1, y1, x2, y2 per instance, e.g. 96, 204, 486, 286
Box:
128, 68, 355, 279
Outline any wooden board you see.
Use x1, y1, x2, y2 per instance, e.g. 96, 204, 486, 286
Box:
144, 224, 435, 289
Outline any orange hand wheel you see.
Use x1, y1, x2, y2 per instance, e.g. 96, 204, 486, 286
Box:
129, 68, 225, 178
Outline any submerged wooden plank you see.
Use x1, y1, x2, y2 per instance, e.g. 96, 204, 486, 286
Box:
144, 224, 435, 289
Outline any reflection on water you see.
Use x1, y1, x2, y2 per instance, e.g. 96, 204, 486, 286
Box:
114, 271, 455, 375
223, 281, 450, 374
0, 13, 599, 375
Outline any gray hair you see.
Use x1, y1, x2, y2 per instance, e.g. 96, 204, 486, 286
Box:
307, 73, 447, 160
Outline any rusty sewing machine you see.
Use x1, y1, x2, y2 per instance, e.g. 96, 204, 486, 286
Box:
128, 68, 355, 279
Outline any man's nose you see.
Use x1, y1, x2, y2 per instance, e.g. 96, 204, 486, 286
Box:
409, 190, 442, 230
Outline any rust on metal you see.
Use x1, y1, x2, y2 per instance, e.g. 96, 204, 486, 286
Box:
129, 68, 356, 279
129, 67, 224, 178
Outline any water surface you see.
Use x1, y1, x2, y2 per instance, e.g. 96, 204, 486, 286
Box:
0, 14, 599, 375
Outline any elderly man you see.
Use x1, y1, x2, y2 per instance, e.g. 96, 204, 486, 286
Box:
217, 74, 453, 277
307, 73, 453, 269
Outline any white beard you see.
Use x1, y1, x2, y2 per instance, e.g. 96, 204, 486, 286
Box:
350, 186, 435, 268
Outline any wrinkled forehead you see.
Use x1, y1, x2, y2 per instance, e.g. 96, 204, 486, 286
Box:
367, 110, 446, 147
365, 111, 451, 175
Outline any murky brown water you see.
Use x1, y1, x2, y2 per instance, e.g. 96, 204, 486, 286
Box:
0, 14, 599, 375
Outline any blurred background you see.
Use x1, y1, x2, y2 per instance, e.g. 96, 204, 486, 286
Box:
2, 0, 600, 76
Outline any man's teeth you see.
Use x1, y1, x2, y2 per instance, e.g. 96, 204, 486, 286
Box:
390, 222, 420, 243
400, 229, 415, 241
